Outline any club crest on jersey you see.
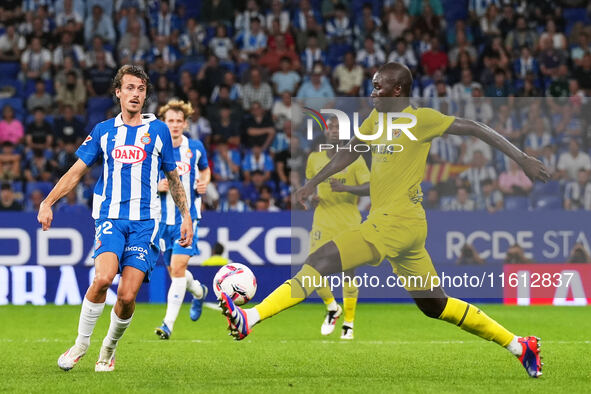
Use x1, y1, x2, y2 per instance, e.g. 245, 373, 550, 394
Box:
112, 145, 147, 164
176, 161, 191, 176
186, 149, 193, 158
82, 135, 92, 145
140, 133, 151, 144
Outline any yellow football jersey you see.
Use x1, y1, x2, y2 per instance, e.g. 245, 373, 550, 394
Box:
358, 106, 455, 219
306, 151, 370, 245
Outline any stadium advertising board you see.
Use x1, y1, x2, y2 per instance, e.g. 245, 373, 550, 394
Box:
0, 211, 590, 305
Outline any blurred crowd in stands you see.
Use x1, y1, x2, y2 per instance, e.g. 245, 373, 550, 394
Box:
0, 0, 590, 213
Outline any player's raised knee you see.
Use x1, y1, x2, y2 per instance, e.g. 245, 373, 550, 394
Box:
411, 288, 448, 319
306, 242, 342, 275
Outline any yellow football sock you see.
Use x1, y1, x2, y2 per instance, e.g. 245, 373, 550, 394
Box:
316, 285, 335, 306
438, 297, 514, 347
255, 264, 322, 320
343, 280, 359, 323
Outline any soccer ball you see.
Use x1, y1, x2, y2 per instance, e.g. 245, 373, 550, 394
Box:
213, 263, 257, 305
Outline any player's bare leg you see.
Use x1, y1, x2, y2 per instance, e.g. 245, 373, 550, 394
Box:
95, 265, 144, 372
156, 255, 205, 339
410, 287, 542, 378
58, 252, 118, 371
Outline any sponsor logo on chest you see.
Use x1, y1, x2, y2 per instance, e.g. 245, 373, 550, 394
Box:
176, 161, 191, 176
112, 145, 147, 164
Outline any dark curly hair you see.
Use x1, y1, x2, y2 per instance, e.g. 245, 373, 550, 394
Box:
111, 64, 153, 107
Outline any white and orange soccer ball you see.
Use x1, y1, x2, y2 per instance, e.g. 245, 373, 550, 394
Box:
213, 263, 257, 306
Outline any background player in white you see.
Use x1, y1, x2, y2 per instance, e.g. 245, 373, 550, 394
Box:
155, 100, 211, 339
37, 65, 192, 372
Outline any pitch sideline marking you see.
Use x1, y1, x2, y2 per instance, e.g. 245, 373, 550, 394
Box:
1, 338, 589, 345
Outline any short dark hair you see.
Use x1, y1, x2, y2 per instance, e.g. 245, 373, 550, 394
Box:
111, 64, 153, 104
494, 68, 506, 76
335, 3, 347, 12
1, 183, 12, 191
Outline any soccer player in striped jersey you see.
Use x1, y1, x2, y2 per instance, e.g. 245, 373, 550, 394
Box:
38, 65, 193, 372
154, 100, 211, 340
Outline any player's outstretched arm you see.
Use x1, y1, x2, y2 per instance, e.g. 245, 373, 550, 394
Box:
38, 159, 90, 230
446, 118, 551, 183
295, 137, 363, 207
165, 169, 193, 247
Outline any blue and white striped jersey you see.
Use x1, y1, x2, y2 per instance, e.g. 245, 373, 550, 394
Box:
76, 113, 177, 221
160, 135, 209, 225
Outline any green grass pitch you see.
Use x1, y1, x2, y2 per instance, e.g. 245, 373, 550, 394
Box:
0, 303, 589, 393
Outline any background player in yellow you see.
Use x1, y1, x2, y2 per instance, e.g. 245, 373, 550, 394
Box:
221, 63, 550, 378
306, 116, 370, 339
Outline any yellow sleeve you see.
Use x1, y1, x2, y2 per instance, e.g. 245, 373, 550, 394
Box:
305, 153, 315, 180
354, 157, 370, 185
415, 107, 456, 142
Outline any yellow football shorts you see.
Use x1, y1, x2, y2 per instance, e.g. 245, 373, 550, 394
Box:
309, 224, 349, 254
332, 213, 438, 291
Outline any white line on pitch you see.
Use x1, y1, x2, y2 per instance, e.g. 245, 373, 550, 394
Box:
1, 338, 590, 345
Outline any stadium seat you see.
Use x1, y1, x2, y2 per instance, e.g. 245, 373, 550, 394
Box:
86, 113, 106, 132
0, 79, 23, 98
176, 0, 200, 19
216, 181, 242, 198
533, 195, 562, 210
504, 196, 530, 211
421, 181, 433, 195
87, 97, 114, 115
531, 181, 560, 197
0, 97, 25, 120
179, 61, 203, 76
24, 79, 55, 97
237, 61, 251, 77
11, 181, 24, 202
25, 181, 54, 198
0, 62, 20, 80
219, 61, 235, 73
564, 8, 591, 35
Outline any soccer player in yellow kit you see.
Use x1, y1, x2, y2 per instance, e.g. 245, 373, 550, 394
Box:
307, 116, 370, 339
221, 63, 550, 378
